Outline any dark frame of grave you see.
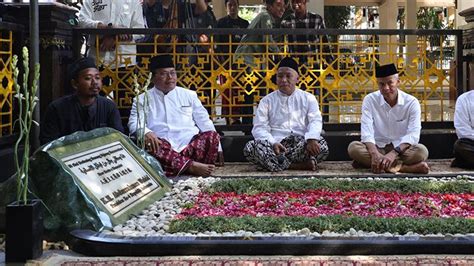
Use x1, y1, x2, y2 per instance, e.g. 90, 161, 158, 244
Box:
30, 128, 171, 238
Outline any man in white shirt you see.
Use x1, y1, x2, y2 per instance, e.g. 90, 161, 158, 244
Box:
347, 63, 429, 174
243, 57, 329, 172
452, 90, 474, 169
128, 55, 223, 177
78, 0, 145, 67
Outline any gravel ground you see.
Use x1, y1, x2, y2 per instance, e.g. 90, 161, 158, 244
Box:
107, 175, 474, 240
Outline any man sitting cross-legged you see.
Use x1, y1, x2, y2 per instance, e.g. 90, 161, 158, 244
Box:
347, 63, 430, 174
243, 57, 329, 172
40, 57, 124, 145
128, 55, 223, 177
451, 89, 474, 169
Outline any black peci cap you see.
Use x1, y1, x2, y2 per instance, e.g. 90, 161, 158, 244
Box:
68, 57, 97, 80
375, 63, 398, 78
149, 55, 175, 73
278, 57, 299, 74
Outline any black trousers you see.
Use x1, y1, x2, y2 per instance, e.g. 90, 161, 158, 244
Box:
453, 138, 474, 169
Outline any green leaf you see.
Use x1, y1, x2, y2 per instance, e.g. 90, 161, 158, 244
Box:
169, 216, 474, 235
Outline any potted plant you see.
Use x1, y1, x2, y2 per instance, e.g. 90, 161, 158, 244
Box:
5, 46, 42, 263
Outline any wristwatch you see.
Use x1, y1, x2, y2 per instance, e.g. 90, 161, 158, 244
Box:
394, 146, 403, 155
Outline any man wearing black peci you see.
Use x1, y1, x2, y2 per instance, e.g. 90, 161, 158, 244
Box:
40, 57, 123, 145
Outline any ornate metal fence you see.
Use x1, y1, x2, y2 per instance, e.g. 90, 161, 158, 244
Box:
73, 28, 463, 125
0, 24, 15, 136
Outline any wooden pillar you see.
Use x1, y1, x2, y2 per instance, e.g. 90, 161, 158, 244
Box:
456, 0, 474, 27
354, 8, 363, 29
307, 0, 324, 18
2, 3, 77, 119
379, 0, 398, 64
212, 0, 226, 20
447, 7, 455, 26
405, 0, 417, 67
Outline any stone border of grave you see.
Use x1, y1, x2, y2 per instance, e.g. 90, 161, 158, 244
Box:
68, 176, 474, 256
69, 229, 474, 256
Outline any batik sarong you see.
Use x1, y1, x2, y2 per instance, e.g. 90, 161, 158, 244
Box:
152, 131, 220, 176
243, 135, 329, 172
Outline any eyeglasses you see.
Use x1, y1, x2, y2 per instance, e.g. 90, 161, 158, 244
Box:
156, 71, 177, 78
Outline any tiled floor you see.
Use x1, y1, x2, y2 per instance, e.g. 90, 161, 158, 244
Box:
26, 254, 474, 266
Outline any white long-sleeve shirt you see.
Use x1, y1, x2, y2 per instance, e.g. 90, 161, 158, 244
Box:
454, 90, 474, 140
78, 0, 145, 67
252, 89, 323, 144
128, 86, 219, 152
361, 90, 421, 147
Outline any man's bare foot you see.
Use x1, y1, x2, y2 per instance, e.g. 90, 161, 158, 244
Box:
186, 161, 215, 176
289, 160, 317, 171
399, 162, 430, 174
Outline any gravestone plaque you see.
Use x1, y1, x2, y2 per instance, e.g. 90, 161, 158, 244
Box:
30, 128, 170, 237
60, 141, 164, 218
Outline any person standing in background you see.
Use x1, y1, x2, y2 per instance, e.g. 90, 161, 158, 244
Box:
78, 0, 145, 68
216, 0, 249, 125
235, 0, 285, 124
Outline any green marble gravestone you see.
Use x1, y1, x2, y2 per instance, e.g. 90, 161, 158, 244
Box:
30, 128, 171, 238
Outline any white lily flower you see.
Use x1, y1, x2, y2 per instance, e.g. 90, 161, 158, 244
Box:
13, 93, 26, 100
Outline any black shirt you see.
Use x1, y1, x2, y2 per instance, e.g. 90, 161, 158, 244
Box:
39, 95, 124, 145
143, 0, 198, 29
143, 1, 169, 29
216, 15, 249, 54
